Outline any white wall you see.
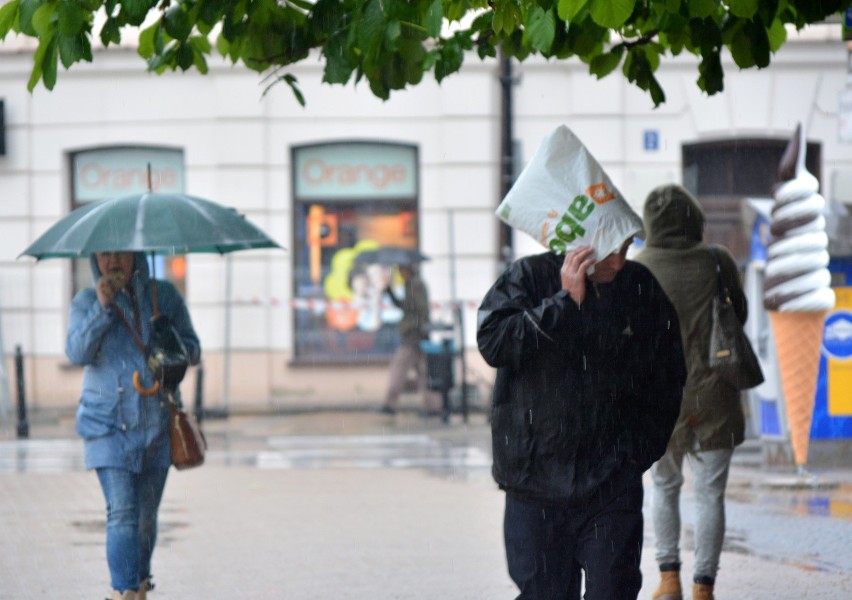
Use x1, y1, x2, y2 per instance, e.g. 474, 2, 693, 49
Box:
2, 30, 852, 408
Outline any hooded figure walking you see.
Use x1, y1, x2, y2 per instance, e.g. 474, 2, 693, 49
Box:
477, 236, 686, 599
635, 184, 747, 600
67, 251, 200, 600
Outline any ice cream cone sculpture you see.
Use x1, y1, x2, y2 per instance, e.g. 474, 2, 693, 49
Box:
763, 123, 835, 467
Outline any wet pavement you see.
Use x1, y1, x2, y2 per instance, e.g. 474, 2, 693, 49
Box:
1, 410, 852, 598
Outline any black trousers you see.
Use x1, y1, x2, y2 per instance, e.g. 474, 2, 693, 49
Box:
504, 481, 644, 600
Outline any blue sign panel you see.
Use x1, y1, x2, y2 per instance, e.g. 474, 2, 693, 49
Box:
643, 130, 659, 151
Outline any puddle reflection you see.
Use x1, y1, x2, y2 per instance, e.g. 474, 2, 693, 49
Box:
728, 479, 852, 522
0, 434, 491, 476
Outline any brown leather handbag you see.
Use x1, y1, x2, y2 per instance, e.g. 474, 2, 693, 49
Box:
169, 399, 206, 470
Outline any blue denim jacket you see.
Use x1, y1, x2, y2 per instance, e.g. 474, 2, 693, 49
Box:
67, 253, 201, 472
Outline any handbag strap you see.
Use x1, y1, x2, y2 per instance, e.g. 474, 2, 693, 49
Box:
709, 246, 732, 304
110, 274, 162, 353
112, 305, 145, 352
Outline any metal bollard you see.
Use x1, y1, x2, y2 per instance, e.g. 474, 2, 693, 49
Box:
15, 345, 28, 438
193, 363, 204, 425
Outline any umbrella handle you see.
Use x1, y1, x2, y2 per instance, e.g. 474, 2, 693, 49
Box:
132, 370, 161, 396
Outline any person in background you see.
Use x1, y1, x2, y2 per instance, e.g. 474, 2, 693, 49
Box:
477, 237, 686, 599
67, 251, 200, 600
635, 184, 747, 600
378, 263, 442, 416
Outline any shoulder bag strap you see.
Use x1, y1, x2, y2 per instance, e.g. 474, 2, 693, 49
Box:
709, 246, 730, 302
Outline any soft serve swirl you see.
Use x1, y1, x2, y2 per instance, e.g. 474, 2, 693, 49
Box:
763, 126, 835, 312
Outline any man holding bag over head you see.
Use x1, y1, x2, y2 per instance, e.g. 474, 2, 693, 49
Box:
478, 126, 686, 599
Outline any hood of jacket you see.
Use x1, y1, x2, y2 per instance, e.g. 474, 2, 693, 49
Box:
642, 184, 705, 250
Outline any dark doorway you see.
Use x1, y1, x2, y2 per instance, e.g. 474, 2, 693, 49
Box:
682, 138, 822, 265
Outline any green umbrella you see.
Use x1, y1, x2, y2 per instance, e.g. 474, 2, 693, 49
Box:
354, 246, 429, 267
19, 190, 283, 403
20, 192, 282, 259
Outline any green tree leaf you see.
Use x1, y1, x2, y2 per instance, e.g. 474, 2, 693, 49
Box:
697, 50, 724, 95
31, 2, 57, 37
164, 4, 193, 41
589, 0, 635, 29
322, 29, 355, 83
138, 22, 157, 57
685, 0, 715, 19
557, 0, 589, 22
12, 0, 851, 106
767, 16, 786, 52
358, 0, 386, 63
18, 0, 46, 37
38, 34, 58, 89
58, 31, 92, 67
524, 6, 555, 53
589, 45, 623, 78
730, 23, 756, 68
435, 38, 464, 81
0, 0, 21, 39
99, 16, 120, 45
57, 0, 87, 36
424, 0, 442, 37
283, 73, 306, 106
729, 0, 759, 19
120, 0, 153, 26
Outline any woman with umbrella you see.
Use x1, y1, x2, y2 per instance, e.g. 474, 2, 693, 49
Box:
66, 251, 200, 600
21, 185, 280, 598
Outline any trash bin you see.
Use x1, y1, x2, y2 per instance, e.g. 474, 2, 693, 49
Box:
421, 339, 455, 392
420, 339, 455, 422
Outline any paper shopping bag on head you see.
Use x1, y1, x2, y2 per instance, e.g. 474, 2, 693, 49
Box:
496, 125, 643, 265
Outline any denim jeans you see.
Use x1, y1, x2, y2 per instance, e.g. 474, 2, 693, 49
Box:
651, 445, 733, 582
96, 467, 169, 592
504, 481, 644, 600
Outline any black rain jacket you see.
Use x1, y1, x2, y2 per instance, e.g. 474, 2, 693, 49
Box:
477, 252, 686, 507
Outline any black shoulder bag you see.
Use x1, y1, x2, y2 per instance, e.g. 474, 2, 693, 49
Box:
708, 247, 765, 390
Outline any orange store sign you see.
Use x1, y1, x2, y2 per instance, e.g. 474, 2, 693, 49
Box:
72, 147, 185, 202
293, 142, 417, 199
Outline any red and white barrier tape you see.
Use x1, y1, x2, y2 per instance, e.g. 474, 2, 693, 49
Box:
230, 297, 479, 311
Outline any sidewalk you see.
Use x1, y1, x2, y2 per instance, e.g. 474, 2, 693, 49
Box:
2, 410, 852, 599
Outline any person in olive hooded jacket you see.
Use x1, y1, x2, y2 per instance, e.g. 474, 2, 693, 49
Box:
478, 238, 686, 600
635, 184, 747, 600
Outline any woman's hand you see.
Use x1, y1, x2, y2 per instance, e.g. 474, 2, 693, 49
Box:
95, 271, 126, 307
561, 247, 596, 307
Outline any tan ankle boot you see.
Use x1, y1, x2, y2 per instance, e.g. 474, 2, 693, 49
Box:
652, 571, 682, 600
110, 590, 137, 600
693, 583, 715, 600
137, 578, 150, 600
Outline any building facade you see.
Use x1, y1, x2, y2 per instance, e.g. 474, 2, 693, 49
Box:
1, 25, 851, 414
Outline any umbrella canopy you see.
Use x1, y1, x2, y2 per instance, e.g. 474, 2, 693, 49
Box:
354, 246, 429, 266
20, 192, 282, 259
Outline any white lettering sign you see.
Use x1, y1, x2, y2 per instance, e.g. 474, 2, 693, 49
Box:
72, 147, 185, 202
294, 142, 417, 199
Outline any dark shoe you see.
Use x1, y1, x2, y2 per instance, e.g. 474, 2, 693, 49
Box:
377, 405, 397, 415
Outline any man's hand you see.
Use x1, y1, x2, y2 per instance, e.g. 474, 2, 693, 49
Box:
96, 271, 127, 307
561, 247, 596, 307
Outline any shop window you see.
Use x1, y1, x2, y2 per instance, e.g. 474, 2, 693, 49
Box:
291, 141, 419, 363
68, 146, 186, 298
